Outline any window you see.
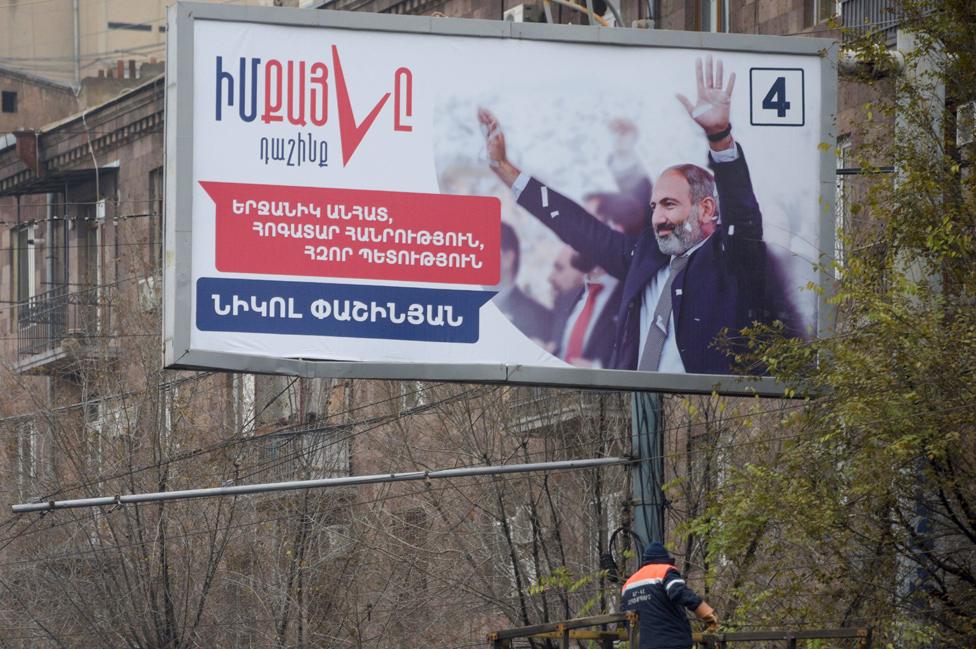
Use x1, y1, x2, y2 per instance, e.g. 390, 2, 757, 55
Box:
492, 507, 540, 592
84, 400, 105, 475
400, 381, 426, 411
304, 427, 350, 478
90, 401, 129, 439
805, 0, 838, 27
698, 0, 729, 33
77, 202, 100, 286
1, 91, 16, 113
835, 135, 852, 275
15, 419, 37, 499
107, 21, 152, 31
148, 167, 164, 269
233, 373, 256, 434
13, 225, 35, 305
48, 193, 68, 288
396, 507, 429, 592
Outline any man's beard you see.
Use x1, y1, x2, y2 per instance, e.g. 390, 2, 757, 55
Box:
654, 207, 704, 256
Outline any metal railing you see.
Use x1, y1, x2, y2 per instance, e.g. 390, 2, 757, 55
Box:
510, 388, 626, 435
488, 613, 872, 649
16, 284, 111, 358
488, 613, 637, 649
841, 0, 902, 47
248, 426, 351, 484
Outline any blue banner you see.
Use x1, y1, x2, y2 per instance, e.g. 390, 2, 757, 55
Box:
196, 278, 495, 343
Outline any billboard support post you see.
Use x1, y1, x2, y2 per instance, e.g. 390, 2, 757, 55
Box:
630, 391, 665, 548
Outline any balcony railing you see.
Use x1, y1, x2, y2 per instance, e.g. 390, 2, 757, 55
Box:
510, 388, 628, 436
842, 0, 902, 47
16, 285, 112, 359
248, 426, 351, 484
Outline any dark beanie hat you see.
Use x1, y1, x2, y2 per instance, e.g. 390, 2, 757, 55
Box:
642, 541, 674, 565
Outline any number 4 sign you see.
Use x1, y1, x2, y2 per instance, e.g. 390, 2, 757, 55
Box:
750, 68, 805, 126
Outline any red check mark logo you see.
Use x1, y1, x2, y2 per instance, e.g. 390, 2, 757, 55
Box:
332, 45, 390, 166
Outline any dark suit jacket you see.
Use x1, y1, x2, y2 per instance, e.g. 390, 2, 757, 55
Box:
494, 285, 552, 344
517, 144, 774, 374
549, 289, 580, 354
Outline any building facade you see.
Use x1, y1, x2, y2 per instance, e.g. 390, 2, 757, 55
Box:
0, 0, 293, 87
0, 66, 78, 136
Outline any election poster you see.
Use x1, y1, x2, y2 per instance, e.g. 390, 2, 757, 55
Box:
165, 5, 835, 393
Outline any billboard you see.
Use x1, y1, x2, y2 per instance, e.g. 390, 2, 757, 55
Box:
164, 3, 837, 396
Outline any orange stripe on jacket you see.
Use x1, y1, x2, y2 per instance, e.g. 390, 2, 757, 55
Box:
621, 563, 677, 594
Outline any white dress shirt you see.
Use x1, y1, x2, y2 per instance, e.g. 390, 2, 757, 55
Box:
560, 274, 619, 365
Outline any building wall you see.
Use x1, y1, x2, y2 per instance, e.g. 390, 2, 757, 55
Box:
654, 0, 839, 35
0, 0, 280, 86
328, 0, 649, 25
0, 71, 77, 133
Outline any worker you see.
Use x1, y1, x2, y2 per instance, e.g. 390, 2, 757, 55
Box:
621, 542, 719, 649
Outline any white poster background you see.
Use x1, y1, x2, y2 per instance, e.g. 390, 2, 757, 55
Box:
189, 19, 823, 372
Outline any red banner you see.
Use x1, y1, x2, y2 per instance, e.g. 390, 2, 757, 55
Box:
201, 181, 500, 285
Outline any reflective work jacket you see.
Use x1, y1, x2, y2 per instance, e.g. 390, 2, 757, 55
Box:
620, 563, 703, 649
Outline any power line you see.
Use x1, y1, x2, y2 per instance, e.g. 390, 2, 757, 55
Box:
0, 364, 969, 546
0, 380, 455, 508
14, 392, 976, 524
0, 390, 964, 573
3, 371, 962, 518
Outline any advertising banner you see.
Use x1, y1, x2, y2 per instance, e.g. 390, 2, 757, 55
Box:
165, 5, 836, 395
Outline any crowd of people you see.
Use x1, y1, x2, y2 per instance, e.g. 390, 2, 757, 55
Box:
494, 117, 649, 369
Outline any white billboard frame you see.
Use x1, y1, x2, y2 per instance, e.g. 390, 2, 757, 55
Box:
164, 1, 837, 397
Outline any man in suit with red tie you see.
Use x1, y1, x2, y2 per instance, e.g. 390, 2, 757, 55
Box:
556, 195, 630, 367
479, 57, 778, 375
558, 256, 621, 367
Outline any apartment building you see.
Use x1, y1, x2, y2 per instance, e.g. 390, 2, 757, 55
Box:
0, 66, 79, 136
0, 0, 300, 87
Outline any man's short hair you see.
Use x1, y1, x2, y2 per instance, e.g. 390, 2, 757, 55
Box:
500, 222, 520, 273
570, 251, 597, 274
662, 163, 720, 220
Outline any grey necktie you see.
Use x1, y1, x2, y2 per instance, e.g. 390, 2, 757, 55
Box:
638, 255, 689, 372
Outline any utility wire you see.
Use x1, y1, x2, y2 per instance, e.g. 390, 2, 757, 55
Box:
3, 374, 959, 513
5, 395, 972, 552
0, 380, 449, 506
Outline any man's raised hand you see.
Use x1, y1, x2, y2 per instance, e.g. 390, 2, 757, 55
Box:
477, 107, 520, 188
676, 56, 735, 142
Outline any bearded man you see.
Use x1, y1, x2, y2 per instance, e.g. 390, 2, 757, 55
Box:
478, 57, 778, 374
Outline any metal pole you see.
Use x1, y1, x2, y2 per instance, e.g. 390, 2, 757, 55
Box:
630, 392, 665, 548
12, 456, 630, 514
73, 0, 81, 88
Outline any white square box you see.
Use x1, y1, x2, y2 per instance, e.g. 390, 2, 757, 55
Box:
750, 68, 805, 126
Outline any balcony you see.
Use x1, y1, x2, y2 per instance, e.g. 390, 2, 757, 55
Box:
841, 0, 902, 48
14, 285, 117, 374
510, 387, 580, 433
509, 387, 629, 437
248, 424, 351, 484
